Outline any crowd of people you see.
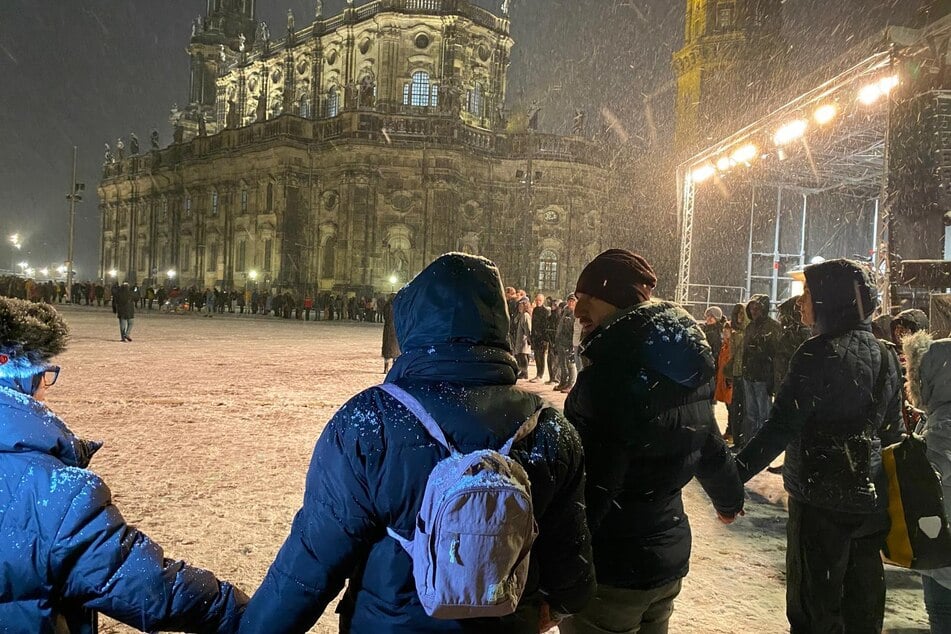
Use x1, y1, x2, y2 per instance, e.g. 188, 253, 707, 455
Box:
0, 273, 400, 327
1, 250, 947, 634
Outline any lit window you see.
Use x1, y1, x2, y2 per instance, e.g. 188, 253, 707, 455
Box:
468, 83, 484, 117
211, 190, 219, 216
184, 196, 192, 216
404, 71, 434, 107
326, 87, 339, 117
537, 250, 559, 290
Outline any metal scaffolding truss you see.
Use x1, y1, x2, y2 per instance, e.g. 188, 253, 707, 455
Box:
675, 51, 895, 306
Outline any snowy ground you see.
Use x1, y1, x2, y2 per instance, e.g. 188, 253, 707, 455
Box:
46, 305, 928, 633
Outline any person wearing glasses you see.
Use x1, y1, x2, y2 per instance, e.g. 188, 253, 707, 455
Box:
0, 297, 247, 633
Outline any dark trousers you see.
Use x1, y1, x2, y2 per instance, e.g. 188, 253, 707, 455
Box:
786, 497, 888, 634
924, 575, 951, 634
515, 353, 530, 378
531, 342, 547, 379
727, 377, 745, 443
561, 579, 682, 634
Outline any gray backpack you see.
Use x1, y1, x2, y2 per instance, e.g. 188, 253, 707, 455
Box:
378, 383, 540, 619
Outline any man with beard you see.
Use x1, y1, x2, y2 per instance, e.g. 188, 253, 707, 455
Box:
561, 249, 744, 634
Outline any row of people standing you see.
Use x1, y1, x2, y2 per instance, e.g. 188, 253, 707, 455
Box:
507, 288, 583, 392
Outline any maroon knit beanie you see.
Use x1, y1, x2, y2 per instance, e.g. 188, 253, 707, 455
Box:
575, 249, 657, 308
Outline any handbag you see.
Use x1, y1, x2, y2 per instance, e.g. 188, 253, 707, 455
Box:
882, 341, 951, 568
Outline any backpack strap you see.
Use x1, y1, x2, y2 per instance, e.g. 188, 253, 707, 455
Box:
378, 383, 455, 453
499, 407, 543, 456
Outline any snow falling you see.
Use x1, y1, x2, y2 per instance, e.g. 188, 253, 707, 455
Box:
45, 307, 927, 633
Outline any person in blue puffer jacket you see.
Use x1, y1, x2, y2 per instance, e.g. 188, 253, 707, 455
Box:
240, 252, 596, 634
0, 297, 247, 633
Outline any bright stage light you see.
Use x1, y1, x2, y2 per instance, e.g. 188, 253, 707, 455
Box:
858, 75, 899, 105
814, 104, 837, 125
774, 119, 808, 146
39, 268, 49, 277
716, 156, 733, 171
56, 265, 67, 275
690, 163, 716, 183
731, 144, 758, 165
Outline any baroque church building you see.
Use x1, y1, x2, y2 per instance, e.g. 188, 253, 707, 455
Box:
98, 0, 609, 296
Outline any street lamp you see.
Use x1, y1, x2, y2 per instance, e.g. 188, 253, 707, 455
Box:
108, 269, 118, 278
167, 269, 176, 279
388, 274, 398, 292
248, 270, 258, 281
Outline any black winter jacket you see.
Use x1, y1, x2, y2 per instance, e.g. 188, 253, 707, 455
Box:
737, 260, 904, 513
240, 254, 595, 634
743, 294, 781, 386
531, 305, 551, 346
565, 300, 744, 590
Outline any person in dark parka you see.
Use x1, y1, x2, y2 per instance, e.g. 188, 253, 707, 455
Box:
113, 281, 135, 342
381, 292, 400, 373
0, 297, 247, 633
774, 295, 811, 388
736, 258, 904, 634
240, 252, 596, 634
742, 294, 781, 440
890, 307, 929, 347
561, 249, 744, 634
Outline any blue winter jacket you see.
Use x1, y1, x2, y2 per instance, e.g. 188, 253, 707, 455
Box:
0, 384, 247, 633
240, 253, 595, 633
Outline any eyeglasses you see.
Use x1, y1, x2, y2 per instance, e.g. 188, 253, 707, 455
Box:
32, 366, 60, 390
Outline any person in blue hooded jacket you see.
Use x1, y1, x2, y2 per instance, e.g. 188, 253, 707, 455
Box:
0, 297, 247, 633
560, 249, 744, 634
240, 252, 596, 634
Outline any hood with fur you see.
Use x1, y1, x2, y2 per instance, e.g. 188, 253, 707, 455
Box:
903, 331, 951, 413
0, 298, 68, 384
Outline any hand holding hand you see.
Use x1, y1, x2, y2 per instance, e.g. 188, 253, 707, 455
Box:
539, 602, 561, 632
717, 508, 745, 525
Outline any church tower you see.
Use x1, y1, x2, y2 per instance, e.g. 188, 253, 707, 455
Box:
672, 0, 783, 157
176, 0, 257, 141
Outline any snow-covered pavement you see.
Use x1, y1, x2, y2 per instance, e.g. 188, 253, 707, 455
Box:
46, 306, 927, 633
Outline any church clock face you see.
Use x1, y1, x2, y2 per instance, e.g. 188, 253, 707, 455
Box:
544, 209, 559, 224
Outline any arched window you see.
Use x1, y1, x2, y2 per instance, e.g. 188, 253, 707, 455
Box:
321, 236, 336, 278
326, 87, 339, 117
468, 83, 484, 117
404, 71, 434, 107
537, 250, 559, 290
299, 95, 311, 118
211, 190, 219, 216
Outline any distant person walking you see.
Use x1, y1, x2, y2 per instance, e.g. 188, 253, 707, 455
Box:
113, 281, 135, 342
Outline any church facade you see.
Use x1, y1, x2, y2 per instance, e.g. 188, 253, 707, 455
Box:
98, 0, 608, 297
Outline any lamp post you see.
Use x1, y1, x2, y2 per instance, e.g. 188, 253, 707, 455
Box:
388, 274, 397, 292
64, 147, 85, 302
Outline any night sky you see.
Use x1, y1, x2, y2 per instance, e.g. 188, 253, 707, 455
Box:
0, 0, 922, 279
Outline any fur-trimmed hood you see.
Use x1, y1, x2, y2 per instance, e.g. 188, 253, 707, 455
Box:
903, 331, 951, 413
0, 298, 68, 385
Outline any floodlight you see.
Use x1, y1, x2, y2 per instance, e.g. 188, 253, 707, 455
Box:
167, 269, 176, 279
248, 269, 258, 280
774, 119, 807, 146
858, 76, 899, 106
39, 268, 48, 276
56, 265, 67, 274
731, 144, 758, 165
716, 156, 733, 171
108, 269, 118, 278
690, 164, 716, 183
388, 274, 398, 285
18, 261, 28, 269
814, 104, 837, 125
